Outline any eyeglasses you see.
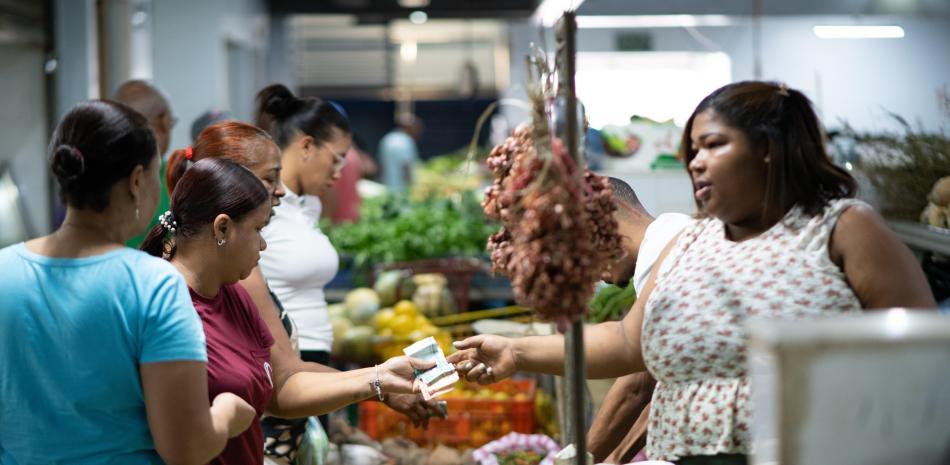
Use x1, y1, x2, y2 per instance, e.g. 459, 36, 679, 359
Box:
327, 147, 347, 175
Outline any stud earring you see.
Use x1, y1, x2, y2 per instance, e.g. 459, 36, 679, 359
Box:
217, 239, 226, 246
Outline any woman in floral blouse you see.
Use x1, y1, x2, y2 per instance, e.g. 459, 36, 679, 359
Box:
449, 81, 935, 464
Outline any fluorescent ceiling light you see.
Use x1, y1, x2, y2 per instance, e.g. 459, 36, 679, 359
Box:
577, 15, 733, 29
813, 25, 904, 39
409, 10, 427, 24
533, 0, 586, 25
397, 0, 429, 7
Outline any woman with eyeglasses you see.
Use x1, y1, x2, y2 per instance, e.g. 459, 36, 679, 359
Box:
253, 83, 349, 372
253, 85, 410, 458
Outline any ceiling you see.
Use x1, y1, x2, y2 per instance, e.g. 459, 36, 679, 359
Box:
577, 0, 950, 17
267, 0, 950, 21
266, 0, 541, 22
0, 0, 46, 46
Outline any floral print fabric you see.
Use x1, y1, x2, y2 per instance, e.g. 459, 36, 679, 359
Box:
642, 199, 865, 461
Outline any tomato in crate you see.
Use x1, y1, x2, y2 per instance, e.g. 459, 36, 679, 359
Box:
358, 379, 537, 448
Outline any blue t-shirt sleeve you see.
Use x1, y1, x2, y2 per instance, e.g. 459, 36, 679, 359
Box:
140, 269, 207, 364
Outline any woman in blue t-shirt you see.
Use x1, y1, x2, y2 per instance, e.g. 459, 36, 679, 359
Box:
0, 100, 255, 465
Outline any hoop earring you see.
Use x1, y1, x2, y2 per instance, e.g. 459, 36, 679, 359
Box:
217, 239, 226, 246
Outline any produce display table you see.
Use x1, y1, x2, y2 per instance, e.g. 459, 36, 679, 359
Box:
887, 220, 950, 256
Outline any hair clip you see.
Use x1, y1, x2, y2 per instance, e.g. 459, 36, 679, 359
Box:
159, 210, 179, 234
777, 83, 790, 97
184, 146, 194, 160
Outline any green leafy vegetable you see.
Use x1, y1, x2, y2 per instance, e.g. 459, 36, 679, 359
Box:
322, 191, 498, 274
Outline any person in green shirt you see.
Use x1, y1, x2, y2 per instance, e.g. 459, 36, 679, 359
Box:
113, 80, 176, 248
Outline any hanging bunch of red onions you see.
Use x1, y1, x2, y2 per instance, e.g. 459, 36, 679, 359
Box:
482, 122, 623, 326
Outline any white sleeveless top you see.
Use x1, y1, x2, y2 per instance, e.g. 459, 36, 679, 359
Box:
260, 186, 339, 352
642, 198, 865, 461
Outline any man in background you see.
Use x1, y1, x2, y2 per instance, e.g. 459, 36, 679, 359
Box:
113, 80, 176, 247
190, 109, 232, 142
587, 178, 692, 463
378, 113, 423, 195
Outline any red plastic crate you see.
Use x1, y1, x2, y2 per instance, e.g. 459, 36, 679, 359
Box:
359, 379, 536, 448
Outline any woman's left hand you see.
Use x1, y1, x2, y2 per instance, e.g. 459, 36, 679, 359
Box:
378, 355, 435, 394
383, 394, 446, 428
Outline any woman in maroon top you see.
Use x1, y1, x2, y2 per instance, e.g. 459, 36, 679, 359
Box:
142, 158, 429, 464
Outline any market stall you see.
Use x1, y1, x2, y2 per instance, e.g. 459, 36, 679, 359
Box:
310, 10, 950, 465
318, 12, 618, 465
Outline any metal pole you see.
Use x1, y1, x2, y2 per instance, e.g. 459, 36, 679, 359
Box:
566, 322, 586, 465
555, 11, 587, 465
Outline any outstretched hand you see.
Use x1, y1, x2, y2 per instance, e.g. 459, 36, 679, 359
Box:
446, 334, 517, 385
378, 356, 435, 394
384, 394, 446, 428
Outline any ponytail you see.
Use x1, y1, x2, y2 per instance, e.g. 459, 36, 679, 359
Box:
140, 222, 172, 258
165, 121, 274, 195
254, 83, 350, 148
140, 210, 180, 259
141, 158, 269, 262
165, 148, 191, 194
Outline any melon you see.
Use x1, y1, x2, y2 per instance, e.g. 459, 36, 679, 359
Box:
344, 288, 380, 325
342, 325, 375, 361
330, 317, 352, 357
374, 270, 417, 307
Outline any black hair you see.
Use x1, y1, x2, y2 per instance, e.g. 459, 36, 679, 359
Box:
140, 157, 269, 259
679, 80, 857, 219
254, 84, 350, 148
607, 177, 645, 213
48, 100, 157, 211
190, 109, 232, 142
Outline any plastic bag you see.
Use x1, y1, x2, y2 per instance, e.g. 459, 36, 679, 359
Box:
297, 417, 330, 465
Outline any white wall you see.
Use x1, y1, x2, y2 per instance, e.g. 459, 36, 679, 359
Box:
573, 15, 950, 132
0, 0, 93, 236
0, 44, 50, 236
151, 0, 270, 150
500, 15, 950, 214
